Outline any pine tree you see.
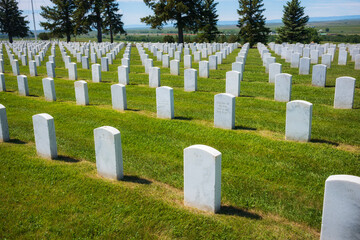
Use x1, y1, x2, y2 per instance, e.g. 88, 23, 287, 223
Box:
141, 0, 203, 43
40, 0, 76, 42
198, 0, 220, 43
0, 0, 29, 43
102, 0, 126, 43
276, 0, 309, 43
74, 0, 103, 43
237, 0, 269, 47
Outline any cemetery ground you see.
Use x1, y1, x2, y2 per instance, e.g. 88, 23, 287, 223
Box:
0, 43, 359, 239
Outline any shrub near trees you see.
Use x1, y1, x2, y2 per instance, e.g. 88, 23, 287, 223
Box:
0, 0, 29, 43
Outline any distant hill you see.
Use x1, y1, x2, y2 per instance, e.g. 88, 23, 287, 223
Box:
218, 15, 360, 26
124, 15, 360, 29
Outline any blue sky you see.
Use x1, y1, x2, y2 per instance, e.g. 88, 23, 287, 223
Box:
18, 0, 360, 30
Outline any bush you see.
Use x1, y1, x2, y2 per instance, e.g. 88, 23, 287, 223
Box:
38, 32, 50, 40
163, 35, 175, 43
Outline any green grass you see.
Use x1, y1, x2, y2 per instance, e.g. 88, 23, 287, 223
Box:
0, 41, 359, 239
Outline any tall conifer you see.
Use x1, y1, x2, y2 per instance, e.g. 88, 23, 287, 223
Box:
102, 0, 126, 43
0, 0, 29, 43
141, 0, 203, 43
237, 0, 269, 47
198, 0, 220, 43
40, 0, 76, 42
277, 0, 309, 43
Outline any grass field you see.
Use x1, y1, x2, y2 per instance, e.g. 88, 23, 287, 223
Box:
0, 41, 359, 239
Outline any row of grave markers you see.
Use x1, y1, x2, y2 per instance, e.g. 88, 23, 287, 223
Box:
258, 43, 357, 109
0, 103, 358, 239
268, 42, 360, 69
0, 67, 341, 144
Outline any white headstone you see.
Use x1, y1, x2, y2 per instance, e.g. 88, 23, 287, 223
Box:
101, 57, 109, 71
170, 60, 180, 75
82, 56, 89, 69
145, 58, 153, 74
320, 175, 360, 240
225, 71, 241, 97
355, 54, 360, 70
162, 54, 170, 68
68, 62, 77, 80
122, 58, 130, 72
285, 100, 312, 142
209, 55, 217, 70
265, 57, 276, 73
310, 50, 319, 64
12, 59, 20, 75
118, 66, 129, 85
199, 61, 209, 78
338, 50, 347, 65
32, 113, 57, 159
157, 51, 162, 61
49, 55, 56, 68
21, 55, 27, 66
17, 75, 29, 96
299, 57, 310, 75
269, 63, 282, 83
214, 93, 235, 129
94, 126, 123, 180
156, 86, 174, 119
35, 55, 41, 66
46, 61, 55, 78
29, 60, 37, 76
0, 73, 5, 92
175, 51, 181, 61
184, 55, 192, 69
184, 144, 221, 213
216, 52, 223, 64
334, 77, 356, 109
0, 59, 4, 73
92, 64, 101, 83
42, 78, 56, 101
106, 53, 113, 64
184, 69, 197, 92
193, 51, 200, 63
111, 84, 127, 111
91, 52, 97, 63
202, 49, 208, 59
321, 54, 332, 68
149, 67, 161, 88
290, 53, 300, 68
275, 73, 292, 102
312, 64, 327, 87
74, 80, 89, 105
232, 62, 244, 74
0, 104, 10, 142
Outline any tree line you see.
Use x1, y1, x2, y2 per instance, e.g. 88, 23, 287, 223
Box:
1, 0, 324, 46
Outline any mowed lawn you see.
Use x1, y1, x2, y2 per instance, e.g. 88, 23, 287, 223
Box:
0, 41, 359, 239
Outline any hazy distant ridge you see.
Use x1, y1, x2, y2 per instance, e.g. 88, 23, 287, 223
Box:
124, 15, 360, 29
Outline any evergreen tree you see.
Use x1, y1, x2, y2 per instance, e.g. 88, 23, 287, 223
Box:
74, 0, 103, 43
141, 0, 203, 43
0, 0, 29, 43
102, 0, 126, 43
40, 0, 76, 42
198, 0, 220, 43
276, 0, 309, 43
237, 0, 269, 47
